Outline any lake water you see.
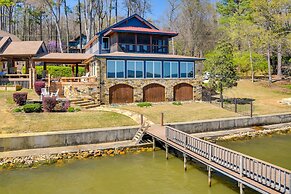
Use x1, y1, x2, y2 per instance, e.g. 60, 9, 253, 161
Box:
0, 133, 290, 194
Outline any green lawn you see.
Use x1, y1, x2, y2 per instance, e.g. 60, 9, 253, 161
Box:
224, 80, 291, 115
120, 79, 291, 124
0, 90, 137, 134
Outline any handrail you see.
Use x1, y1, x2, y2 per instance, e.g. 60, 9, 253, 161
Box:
166, 126, 291, 193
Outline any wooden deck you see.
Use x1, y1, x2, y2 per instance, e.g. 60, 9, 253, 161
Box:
146, 125, 291, 194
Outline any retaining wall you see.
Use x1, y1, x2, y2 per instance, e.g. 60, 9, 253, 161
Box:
168, 113, 291, 134
0, 126, 139, 151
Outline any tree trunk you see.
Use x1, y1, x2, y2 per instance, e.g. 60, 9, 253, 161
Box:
64, 0, 70, 53
267, 44, 272, 84
248, 40, 254, 83
277, 42, 282, 78
115, 0, 118, 23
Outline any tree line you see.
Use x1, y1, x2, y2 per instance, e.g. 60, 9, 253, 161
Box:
0, 0, 290, 80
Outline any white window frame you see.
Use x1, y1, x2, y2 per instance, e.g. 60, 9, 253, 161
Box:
145, 61, 162, 78
127, 60, 144, 79
107, 60, 125, 79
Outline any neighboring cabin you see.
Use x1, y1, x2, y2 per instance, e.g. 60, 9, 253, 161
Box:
68, 34, 87, 53
84, 14, 204, 105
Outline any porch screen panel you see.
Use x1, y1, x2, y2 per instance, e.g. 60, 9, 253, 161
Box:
107, 60, 116, 78
154, 61, 162, 78
107, 60, 125, 78
180, 62, 194, 78
171, 62, 178, 78
136, 61, 144, 78
116, 60, 125, 78
163, 61, 171, 78
127, 61, 135, 78
146, 61, 154, 78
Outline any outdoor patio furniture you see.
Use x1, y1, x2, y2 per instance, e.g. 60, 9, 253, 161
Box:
50, 89, 59, 99
41, 88, 50, 100
81, 72, 90, 82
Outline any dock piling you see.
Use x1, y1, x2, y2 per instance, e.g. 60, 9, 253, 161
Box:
165, 144, 168, 160
183, 153, 187, 171
208, 167, 212, 187
152, 137, 156, 151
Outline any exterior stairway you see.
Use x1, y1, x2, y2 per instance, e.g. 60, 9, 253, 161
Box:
70, 98, 100, 109
132, 122, 150, 144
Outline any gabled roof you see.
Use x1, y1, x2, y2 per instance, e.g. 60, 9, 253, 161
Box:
97, 14, 158, 36
0, 30, 21, 41
1, 41, 47, 56
104, 26, 178, 37
0, 37, 12, 51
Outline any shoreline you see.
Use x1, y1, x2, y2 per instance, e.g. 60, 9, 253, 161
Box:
0, 142, 153, 170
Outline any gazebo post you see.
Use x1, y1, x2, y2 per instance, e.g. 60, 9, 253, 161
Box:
25, 60, 29, 74
76, 63, 79, 77
71, 64, 75, 77
42, 62, 47, 78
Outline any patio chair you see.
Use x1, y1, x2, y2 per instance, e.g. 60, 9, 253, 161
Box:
51, 89, 59, 99
81, 72, 90, 82
41, 88, 50, 100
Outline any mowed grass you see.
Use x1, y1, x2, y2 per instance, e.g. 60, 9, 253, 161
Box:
0, 90, 136, 134
120, 79, 291, 124
224, 80, 291, 115
120, 103, 239, 124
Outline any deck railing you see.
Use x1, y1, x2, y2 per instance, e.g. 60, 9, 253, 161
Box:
166, 126, 291, 193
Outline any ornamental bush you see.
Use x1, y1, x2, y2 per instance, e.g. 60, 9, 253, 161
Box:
23, 103, 42, 113
137, 102, 152, 107
13, 92, 28, 106
34, 81, 46, 96
24, 66, 86, 78
42, 96, 57, 112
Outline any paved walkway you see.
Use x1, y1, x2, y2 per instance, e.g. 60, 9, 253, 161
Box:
0, 141, 152, 159
92, 106, 155, 125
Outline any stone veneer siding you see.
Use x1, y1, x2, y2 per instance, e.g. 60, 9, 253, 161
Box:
96, 58, 203, 105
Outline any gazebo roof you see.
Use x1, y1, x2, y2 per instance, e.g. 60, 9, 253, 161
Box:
32, 53, 94, 64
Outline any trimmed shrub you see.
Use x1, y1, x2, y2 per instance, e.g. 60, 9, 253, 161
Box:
172, 101, 183, 106
23, 103, 42, 113
54, 100, 70, 112
67, 107, 75, 112
34, 81, 46, 96
24, 66, 86, 78
75, 107, 81, 112
42, 96, 57, 112
13, 107, 23, 112
137, 102, 152, 107
13, 92, 28, 106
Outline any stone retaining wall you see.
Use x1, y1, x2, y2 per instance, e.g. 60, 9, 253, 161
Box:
0, 126, 139, 152
168, 113, 291, 134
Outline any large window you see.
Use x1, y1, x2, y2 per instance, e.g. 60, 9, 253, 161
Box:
146, 61, 162, 78
180, 62, 194, 78
127, 60, 144, 78
107, 60, 125, 78
163, 61, 178, 78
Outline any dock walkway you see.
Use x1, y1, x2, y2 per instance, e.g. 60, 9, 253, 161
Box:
146, 125, 291, 194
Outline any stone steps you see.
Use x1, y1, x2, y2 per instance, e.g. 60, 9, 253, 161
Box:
70, 98, 99, 109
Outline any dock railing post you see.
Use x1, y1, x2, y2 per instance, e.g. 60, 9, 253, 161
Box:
250, 101, 253, 118
140, 114, 144, 126
239, 155, 244, 194
235, 98, 238, 113
161, 112, 164, 126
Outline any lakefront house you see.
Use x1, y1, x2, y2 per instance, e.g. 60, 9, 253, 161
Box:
84, 14, 204, 105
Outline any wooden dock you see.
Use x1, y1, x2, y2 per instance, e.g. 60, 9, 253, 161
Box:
146, 125, 291, 194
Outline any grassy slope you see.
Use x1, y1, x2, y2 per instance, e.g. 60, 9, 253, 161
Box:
0, 90, 136, 134
120, 80, 291, 123
224, 80, 291, 115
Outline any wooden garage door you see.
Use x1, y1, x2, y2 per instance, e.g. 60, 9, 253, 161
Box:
109, 84, 133, 104
143, 84, 165, 102
174, 83, 193, 101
